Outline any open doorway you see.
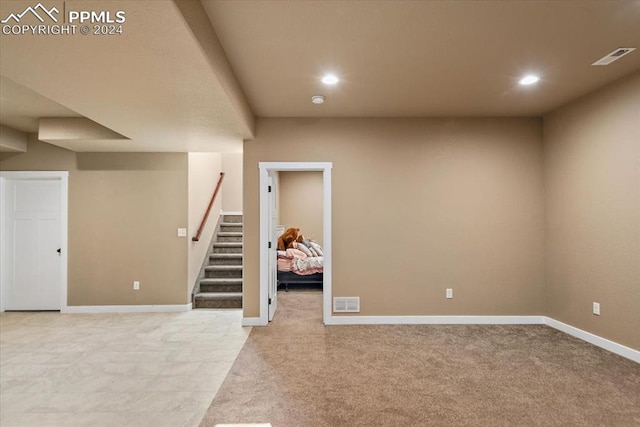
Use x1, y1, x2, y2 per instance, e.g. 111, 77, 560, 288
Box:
258, 162, 332, 325
276, 170, 324, 293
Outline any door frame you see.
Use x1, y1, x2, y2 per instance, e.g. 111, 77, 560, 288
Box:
267, 173, 277, 321
0, 171, 69, 312
258, 162, 332, 325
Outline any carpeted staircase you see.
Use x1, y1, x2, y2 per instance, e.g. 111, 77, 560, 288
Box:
194, 214, 243, 309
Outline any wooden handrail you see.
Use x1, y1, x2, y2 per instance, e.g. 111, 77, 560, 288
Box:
192, 172, 225, 242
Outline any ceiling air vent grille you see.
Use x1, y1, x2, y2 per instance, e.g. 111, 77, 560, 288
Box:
333, 297, 360, 313
592, 47, 636, 66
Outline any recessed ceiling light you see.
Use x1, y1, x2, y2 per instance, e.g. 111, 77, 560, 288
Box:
321, 74, 339, 85
519, 75, 540, 86
311, 95, 325, 104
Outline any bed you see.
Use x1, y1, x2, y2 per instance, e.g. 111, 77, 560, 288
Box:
276, 240, 324, 291
277, 271, 323, 291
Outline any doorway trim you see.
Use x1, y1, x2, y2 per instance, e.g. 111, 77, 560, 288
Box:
0, 171, 69, 312
257, 162, 332, 325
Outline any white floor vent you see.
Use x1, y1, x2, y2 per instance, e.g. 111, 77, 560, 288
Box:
333, 297, 360, 313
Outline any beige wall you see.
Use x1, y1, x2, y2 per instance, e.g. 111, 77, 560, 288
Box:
544, 72, 640, 350
279, 171, 323, 245
0, 125, 27, 152
243, 118, 544, 317
188, 153, 222, 298
221, 152, 243, 212
1, 137, 189, 305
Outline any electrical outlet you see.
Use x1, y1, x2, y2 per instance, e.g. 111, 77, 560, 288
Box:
446, 288, 453, 299
133, 281, 140, 290
177, 228, 187, 237
593, 302, 600, 315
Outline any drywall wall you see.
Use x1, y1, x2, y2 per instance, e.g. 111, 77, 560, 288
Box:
0, 137, 189, 306
0, 125, 27, 152
188, 153, 223, 299
279, 171, 323, 245
222, 152, 243, 212
544, 72, 640, 350
243, 117, 544, 318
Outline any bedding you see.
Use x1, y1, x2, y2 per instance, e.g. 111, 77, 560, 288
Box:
276, 235, 324, 290
277, 247, 323, 275
294, 242, 313, 257
309, 241, 323, 256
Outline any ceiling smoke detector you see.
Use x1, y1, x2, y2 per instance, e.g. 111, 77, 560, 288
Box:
311, 95, 325, 104
592, 47, 636, 66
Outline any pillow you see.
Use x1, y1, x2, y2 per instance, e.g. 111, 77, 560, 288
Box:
300, 240, 319, 256
286, 248, 307, 259
309, 241, 324, 256
293, 241, 313, 257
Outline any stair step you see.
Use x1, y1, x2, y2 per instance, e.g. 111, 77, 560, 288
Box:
223, 215, 243, 223
205, 265, 242, 271
200, 278, 242, 293
201, 283, 242, 293
205, 265, 242, 279
213, 242, 243, 254
200, 278, 242, 285
196, 292, 242, 299
217, 232, 243, 243
220, 223, 243, 228
194, 292, 242, 309
194, 215, 243, 310
210, 253, 242, 259
209, 254, 242, 265
201, 284, 242, 293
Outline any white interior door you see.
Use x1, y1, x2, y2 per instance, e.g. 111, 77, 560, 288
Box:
267, 175, 278, 321
3, 179, 62, 310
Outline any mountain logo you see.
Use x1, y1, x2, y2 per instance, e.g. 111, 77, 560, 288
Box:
1, 2, 59, 24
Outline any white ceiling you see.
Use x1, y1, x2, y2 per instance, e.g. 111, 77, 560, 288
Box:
1, 0, 639, 152
203, 0, 640, 117
0, 76, 80, 133
0, 0, 249, 152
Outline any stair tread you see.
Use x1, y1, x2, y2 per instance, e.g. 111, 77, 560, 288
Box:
195, 292, 242, 299
193, 216, 243, 310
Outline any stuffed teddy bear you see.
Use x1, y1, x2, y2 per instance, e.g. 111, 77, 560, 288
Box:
277, 227, 303, 250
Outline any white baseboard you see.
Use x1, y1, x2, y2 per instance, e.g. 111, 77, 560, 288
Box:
325, 315, 545, 325
62, 303, 192, 314
221, 211, 243, 216
544, 317, 640, 363
322, 314, 638, 363
242, 317, 266, 326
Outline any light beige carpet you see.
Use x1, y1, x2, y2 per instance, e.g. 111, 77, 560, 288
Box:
202, 291, 640, 426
